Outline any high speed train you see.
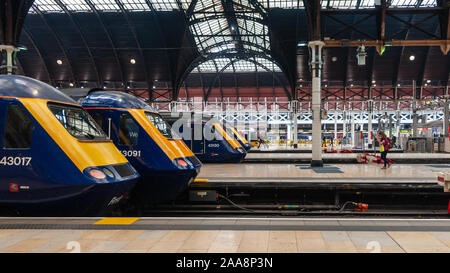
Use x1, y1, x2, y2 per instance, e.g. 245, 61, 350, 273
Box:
0, 75, 139, 216
226, 126, 252, 151
161, 112, 246, 163
81, 91, 202, 204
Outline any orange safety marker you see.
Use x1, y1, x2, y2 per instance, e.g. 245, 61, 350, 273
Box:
94, 217, 140, 225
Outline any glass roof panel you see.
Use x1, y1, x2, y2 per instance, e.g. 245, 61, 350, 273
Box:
390, 0, 437, 7
61, 0, 92, 11
148, 0, 180, 10
33, 0, 64, 12
121, 0, 151, 11
91, 0, 121, 11
262, 0, 304, 9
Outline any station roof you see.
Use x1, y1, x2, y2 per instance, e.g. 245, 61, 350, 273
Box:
12, 0, 450, 101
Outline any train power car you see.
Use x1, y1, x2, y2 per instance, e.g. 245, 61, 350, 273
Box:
161, 113, 246, 163
81, 91, 202, 204
227, 127, 252, 151
0, 75, 139, 216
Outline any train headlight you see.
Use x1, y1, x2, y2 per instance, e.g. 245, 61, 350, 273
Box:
89, 169, 106, 180
176, 159, 188, 167
103, 168, 115, 178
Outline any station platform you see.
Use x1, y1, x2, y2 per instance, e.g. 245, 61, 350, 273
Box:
1, 217, 450, 253
197, 163, 444, 186
243, 152, 450, 164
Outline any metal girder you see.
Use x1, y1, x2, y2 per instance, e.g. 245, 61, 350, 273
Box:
324, 40, 450, 53
201, 40, 270, 55
221, 0, 245, 53
144, 0, 176, 101
375, 0, 386, 55
31, 5, 78, 86
177, 49, 282, 91
114, 0, 152, 100
204, 57, 290, 100
438, 0, 450, 57
303, 0, 321, 41
85, 0, 125, 88
21, 27, 53, 85
188, 14, 264, 26
393, 14, 415, 86
186, 0, 199, 18
388, 13, 440, 39
53, 0, 101, 86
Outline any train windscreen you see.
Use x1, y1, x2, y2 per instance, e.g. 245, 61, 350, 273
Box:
48, 103, 108, 141
145, 112, 179, 139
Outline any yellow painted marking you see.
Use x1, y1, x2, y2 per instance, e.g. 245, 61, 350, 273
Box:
20, 98, 128, 172
231, 127, 248, 144
94, 217, 140, 225
194, 179, 208, 183
128, 109, 194, 160
213, 123, 242, 149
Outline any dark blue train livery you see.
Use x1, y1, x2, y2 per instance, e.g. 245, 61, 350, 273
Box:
0, 75, 139, 216
82, 91, 201, 204
161, 113, 246, 163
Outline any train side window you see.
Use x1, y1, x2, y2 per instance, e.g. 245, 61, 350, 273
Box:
90, 113, 106, 132
3, 104, 34, 149
119, 113, 139, 145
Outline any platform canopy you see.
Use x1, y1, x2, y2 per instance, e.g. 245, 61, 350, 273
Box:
11, 0, 450, 102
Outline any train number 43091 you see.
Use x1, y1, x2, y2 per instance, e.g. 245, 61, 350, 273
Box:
0, 156, 32, 166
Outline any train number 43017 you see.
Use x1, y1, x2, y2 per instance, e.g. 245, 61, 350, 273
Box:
0, 156, 32, 166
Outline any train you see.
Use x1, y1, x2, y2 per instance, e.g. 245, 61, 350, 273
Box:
81, 91, 202, 204
226, 126, 252, 151
0, 75, 139, 216
161, 112, 246, 163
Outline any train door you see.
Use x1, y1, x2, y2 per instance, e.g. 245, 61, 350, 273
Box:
191, 123, 205, 155
114, 111, 140, 158
0, 101, 35, 196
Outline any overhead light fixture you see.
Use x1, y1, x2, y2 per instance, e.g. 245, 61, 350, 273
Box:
409, 55, 415, 61
297, 42, 307, 47
426, 79, 431, 83
356, 45, 366, 66
331, 56, 337, 62
56, 59, 62, 65
130, 59, 136, 64
350, 84, 354, 87
397, 83, 401, 87
372, 80, 376, 84
69, 83, 74, 87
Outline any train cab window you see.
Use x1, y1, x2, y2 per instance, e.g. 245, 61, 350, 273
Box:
48, 103, 107, 141
119, 114, 139, 145
145, 112, 178, 139
90, 113, 106, 132
3, 105, 34, 148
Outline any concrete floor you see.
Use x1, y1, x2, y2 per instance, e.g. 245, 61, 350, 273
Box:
197, 163, 443, 182
2, 218, 450, 253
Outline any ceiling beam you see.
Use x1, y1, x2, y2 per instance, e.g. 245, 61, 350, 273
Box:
85, 0, 125, 88
31, 5, 78, 86
53, 0, 102, 86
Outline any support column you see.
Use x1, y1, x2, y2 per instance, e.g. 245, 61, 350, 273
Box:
444, 98, 449, 137
351, 112, 355, 148
412, 80, 418, 138
309, 41, 325, 167
292, 100, 298, 148
0, 45, 17, 75
368, 100, 373, 149
334, 112, 338, 141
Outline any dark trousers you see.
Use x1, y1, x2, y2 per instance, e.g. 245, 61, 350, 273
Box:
380, 151, 388, 167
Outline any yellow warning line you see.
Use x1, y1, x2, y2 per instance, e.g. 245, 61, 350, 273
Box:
194, 178, 208, 183
93, 217, 140, 225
